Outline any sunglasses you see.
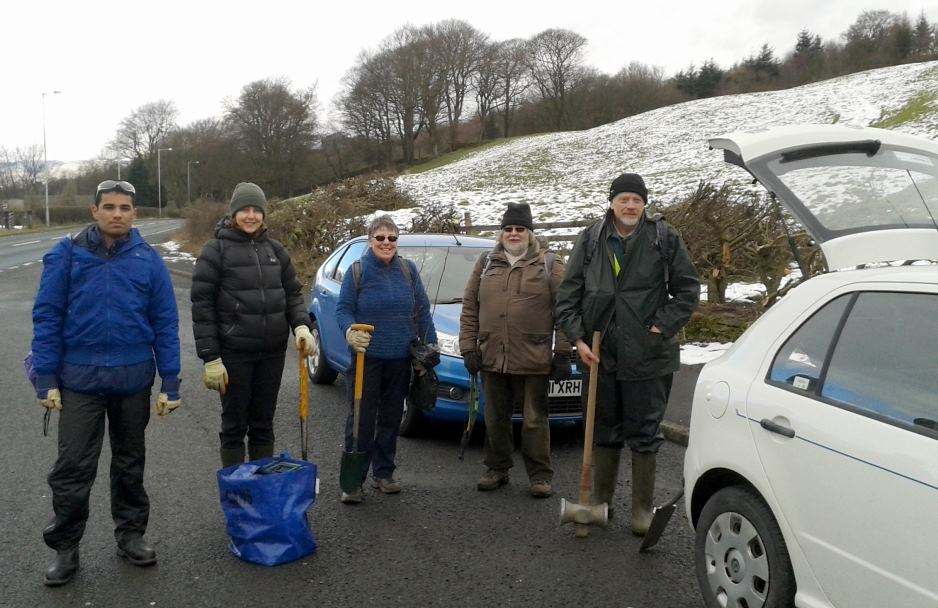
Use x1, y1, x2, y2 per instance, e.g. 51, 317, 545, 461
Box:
372, 234, 399, 243
502, 226, 527, 233
95, 180, 136, 203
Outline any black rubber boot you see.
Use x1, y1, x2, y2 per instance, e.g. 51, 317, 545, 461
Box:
592, 446, 621, 518
117, 533, 157, 567
220, 445, 245, 468
248, 442, 274, 461
630, 451, 657, 536
44, 547, 79, 587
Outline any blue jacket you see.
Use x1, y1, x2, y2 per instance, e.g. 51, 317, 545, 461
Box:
335, 249, 436, 360
31, 225, 181, 398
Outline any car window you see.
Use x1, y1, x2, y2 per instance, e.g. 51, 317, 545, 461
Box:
398, 246, 489, 304
320, 247, 343, 280
822, 292, 938, 436
333, 241, 368, 283
768, 294, 851, 393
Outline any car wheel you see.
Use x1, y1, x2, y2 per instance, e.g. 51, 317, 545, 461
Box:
306, 321, 338, 385
695, 486, 795, 608
399, 398, 422, 437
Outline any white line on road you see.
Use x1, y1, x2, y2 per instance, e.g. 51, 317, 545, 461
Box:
10, 240, 40, 247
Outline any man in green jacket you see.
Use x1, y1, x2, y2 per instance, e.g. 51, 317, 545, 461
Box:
555, 172, 700, 535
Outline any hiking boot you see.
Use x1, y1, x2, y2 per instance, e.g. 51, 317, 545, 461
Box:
340, 488, 363, 504
248, 442, 274, 461
117, 534, 157, 567
476, 469, 509, 491
528, 480, 553, 498
220, 445, 245, 468
44, 547, 79, 587
373, 477, 402, 494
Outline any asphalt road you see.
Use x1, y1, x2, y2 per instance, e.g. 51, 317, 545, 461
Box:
0, 223, 702, 608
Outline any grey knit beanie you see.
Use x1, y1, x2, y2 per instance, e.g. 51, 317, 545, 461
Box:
229, 182, 267, 217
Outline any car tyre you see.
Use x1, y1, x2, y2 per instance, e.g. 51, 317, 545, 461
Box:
306, 320, 338, 385
399, 397, 422, 437
695, 486, 795, 608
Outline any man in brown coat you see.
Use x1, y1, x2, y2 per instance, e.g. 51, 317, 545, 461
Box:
459, 202, 571, 497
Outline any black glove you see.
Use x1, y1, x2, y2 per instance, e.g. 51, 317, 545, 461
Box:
463, 350, 482, 375
550, 351, 572, 381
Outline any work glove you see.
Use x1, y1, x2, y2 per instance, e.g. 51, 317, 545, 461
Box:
202, 358, 229, 395
156, 377, 181, 416
549, 352, 573, 381
424, 344, 441, 369
39, 388, 62, 411
346, 327, 372, 353
294, 325, 313, 355
463, 350, 482, 376
156, 393, 181, 416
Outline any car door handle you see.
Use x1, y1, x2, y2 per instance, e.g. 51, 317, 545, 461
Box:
760, 418, 795, 438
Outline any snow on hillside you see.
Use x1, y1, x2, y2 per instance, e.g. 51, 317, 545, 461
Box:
394, 61, 938, 233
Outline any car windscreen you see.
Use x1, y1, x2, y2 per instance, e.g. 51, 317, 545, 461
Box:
398, 246, 490, 304
754, 146, 938, 240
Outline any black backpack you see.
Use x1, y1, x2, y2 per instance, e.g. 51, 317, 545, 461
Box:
582, 213, 673, 289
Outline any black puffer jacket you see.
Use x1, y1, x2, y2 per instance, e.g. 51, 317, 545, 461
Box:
191, 219, 307, 362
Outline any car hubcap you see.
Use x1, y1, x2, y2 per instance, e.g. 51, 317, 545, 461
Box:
307, 328, 322, 374
704, 511, 769, 608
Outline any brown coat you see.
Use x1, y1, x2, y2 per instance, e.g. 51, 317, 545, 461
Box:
459, 239, 571, 375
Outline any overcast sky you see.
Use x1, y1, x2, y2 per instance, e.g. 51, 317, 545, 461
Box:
3, 0, 937, 161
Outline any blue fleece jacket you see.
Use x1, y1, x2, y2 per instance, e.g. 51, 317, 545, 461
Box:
31, 225, 181, 398
335, 249, 436, 360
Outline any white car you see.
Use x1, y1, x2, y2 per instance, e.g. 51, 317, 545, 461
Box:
683, 125, 938, 608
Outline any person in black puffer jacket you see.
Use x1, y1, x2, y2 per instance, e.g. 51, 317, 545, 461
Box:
191, 182, 314, 467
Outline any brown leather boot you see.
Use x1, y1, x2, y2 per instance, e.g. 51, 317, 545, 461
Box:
630, 451, 657, 536
592, 446, 621, 518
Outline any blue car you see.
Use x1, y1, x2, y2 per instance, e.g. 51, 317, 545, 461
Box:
306, 233, 583, 436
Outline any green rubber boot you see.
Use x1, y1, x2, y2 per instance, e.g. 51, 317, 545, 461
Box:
592, 446, 621, 519
248, 442, 274, 461
630, 451, 657, 536
220, 445, 245, 468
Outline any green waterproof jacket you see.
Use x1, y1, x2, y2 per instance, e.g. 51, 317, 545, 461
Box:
555, 211, 700, 380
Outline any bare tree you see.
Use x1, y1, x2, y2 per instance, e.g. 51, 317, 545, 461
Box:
524, 29, 588, 130
109, 100, 179, 160
415, 25, 448, 158
15, 144, 45, 193
473, 41, 501, 142
0, 146, 16, 195
382, 26, 423, 164
225, 78, 319, 196
438, 20, 488, 151
494, 39, 530, 138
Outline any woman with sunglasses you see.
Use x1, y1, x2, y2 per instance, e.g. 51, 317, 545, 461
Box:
334, 215, 437, 503
191, 182, 313, 467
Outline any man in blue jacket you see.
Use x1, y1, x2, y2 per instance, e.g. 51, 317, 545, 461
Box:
31, 180, 181, 586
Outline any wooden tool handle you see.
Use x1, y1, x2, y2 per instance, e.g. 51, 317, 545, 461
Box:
350, 323, 375, 333
299, 351, 309, 419
579, 331, 602, 506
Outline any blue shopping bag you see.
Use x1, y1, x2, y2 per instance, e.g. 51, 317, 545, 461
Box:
217, 453, 318, 566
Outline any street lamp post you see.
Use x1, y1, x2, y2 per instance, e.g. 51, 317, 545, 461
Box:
41, 90, 62, 226
187, 160, 200, 205
157, 147, 173, 218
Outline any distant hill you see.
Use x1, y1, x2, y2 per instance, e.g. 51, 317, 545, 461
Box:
395, 60, 938, 233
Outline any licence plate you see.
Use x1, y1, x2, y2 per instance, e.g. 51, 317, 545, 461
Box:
549, 379, 582, 398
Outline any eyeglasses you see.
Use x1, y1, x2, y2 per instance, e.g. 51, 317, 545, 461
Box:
502, 226, 527, 233
95, 180, 136, 203
372, 234, 399, 243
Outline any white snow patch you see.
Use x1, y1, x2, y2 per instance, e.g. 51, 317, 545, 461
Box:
158, 240, 196, 264
681, 342, 733, 365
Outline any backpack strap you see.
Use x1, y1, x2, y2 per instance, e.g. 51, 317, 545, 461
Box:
581, 221, 605, 267
543, 251, 556, 300
352, 256, 414, 292
650, 213, 673, 290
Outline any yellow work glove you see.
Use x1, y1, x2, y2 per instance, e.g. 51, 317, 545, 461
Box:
156, 393, 181, 416
346, 327, 372, 353
294, 325, 313, 355
40, 388, 62, 411
202, 358, 229, 395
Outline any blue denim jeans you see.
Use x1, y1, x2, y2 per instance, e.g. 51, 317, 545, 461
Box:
344, 355, 411, 481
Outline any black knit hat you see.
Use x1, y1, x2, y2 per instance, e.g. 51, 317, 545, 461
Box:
229, 182, 268, 217
608, 173, 647, 203
500, 202, 534, 230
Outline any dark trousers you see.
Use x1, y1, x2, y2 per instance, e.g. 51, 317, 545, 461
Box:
219, 354, 285, 451
344, 355, 411, 481
589, 372, 673, 453
44, 388, 151, 550
481, 372, 552, 482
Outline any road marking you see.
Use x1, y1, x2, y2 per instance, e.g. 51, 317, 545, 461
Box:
10, 240, 40, 247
